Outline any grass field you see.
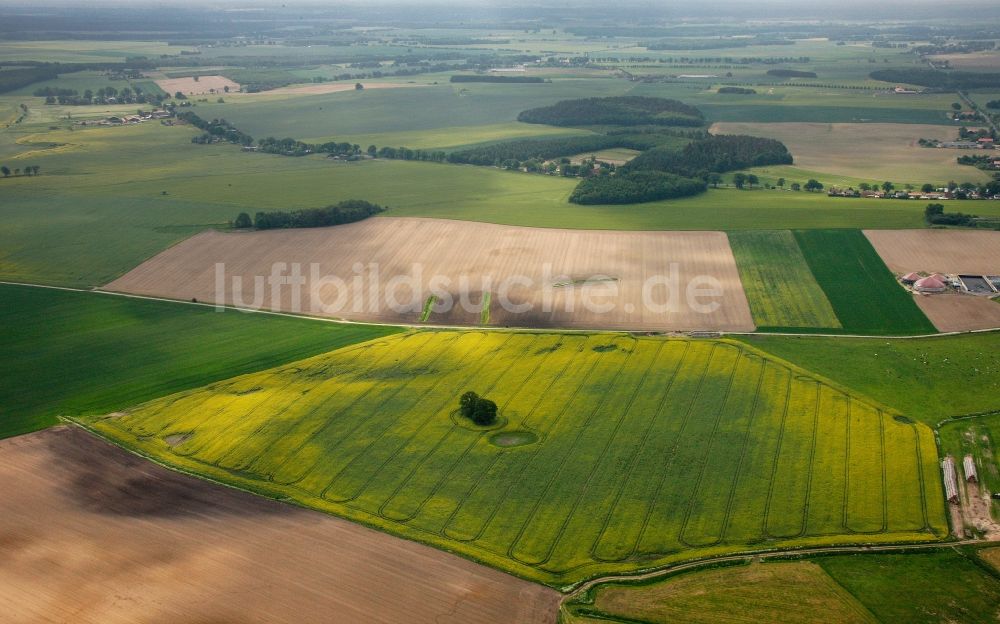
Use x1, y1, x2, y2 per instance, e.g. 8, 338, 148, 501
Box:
564, 549, 1000, 623
0, 283, 400, 438
728, 231, 840, 330
793, 230, 936, 335
738, 331, 1000, 425
0, 40, 194, 63
81, 331, 946, 586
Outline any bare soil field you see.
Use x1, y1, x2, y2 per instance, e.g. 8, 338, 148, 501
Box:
0, 426, 560, 624
154, 75, 241, 96
928, 52, 1000, 70
913, 294, 1000, 332
257, 81, 426, 96
864, 229, 1000, 275
104, 217, 755, 332
710, 122, 989, 183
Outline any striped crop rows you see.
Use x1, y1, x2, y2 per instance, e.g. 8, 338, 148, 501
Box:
87, 331, 947, 584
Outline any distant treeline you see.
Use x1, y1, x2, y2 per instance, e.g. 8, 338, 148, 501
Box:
569, 171, 706, 204
766, 69, 817, 78
717, 86, 756, 94
987, 100, 1000, 110
518, 96, 704, 128
450, 75, 545, 83
250, 200, 384, 230
447, 134, 649, 166
870, 69, 1000, 90
645, 38, 794, 51
625, 134, 793, 178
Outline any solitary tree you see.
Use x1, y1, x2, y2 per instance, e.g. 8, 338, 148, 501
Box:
233, 212, 253, 229
1, 166, 9, 178
732, 172, 747, 189
921, 183, 935, 193
951, 102, 962, 111
859, 182, 871, 191
706, 172, 722, 188
776, 177, 785, 188
804, 179, 823, 192
790, 182, 801, 191
881, 181, 894, 193
355, 82, 364, 90
746, 173, 759, 189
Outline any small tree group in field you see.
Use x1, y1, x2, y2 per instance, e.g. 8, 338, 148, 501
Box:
1, 165, 40, 178
459, 391, 498, 426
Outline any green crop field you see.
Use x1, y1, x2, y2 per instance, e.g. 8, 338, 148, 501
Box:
0, 283, 400, 438
80, 331, 946, 586
564, 548, 1000, 624
728, 230, 840, 330
737, 332, 1000, 425
793, 230, 936, 335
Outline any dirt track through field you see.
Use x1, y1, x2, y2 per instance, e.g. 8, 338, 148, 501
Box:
104, 217, 755, 332
864, 229, 1000, 275
0, 426, 560, 624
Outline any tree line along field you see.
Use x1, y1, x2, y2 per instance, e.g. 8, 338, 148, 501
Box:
80, 330, 947, 587
564, 548, 1000, 624
0, 283, 400, 438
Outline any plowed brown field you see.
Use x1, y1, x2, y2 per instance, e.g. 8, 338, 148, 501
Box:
0, 427, 560, 624
864, 229, 1000, 275
104, 217, 755, 332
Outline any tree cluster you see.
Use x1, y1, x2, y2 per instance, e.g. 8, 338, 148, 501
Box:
717, 86, 756, 94
766, 69, 818, 78
645, 38, 793, 51
36, 84, 159, 106
517, 96, 704, 127
986, 100, 1000, 110
869, 69, 1000, 90
624, 134, 792, 178
925, 203, 978, 226
450, 75, 545, 83
179, 111, 254, 146
459, 391, 498, 426
251, 200, 385, 230
0, 165, 40, 178
569, 170, 706, 204
447, 134, 647, 167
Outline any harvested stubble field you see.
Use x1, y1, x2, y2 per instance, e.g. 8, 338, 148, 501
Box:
728, 230, 841, 330
82, 331, 947, 586
864, 230, 1000, 276
0, 426, 559, 624
155, 75, 241, 95
711, 122, 992, 185
104, 217, 756, 332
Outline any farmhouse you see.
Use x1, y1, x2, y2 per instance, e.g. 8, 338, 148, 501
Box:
963, 455, 978, 483
942, 457, 960, 504
913, 276, 947, 293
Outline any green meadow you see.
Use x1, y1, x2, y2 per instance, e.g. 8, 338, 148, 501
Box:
0, 283, 400, 438
738, 331, 1000, 425
565, 548, 1000, 624
81, 331, 946, 586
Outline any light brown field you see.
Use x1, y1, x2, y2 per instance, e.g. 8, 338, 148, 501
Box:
0, 426, 560, 624
569, 148, 640, 166
913, 294, 1000, 332
104, 217, 755, 332
928, 52, 1000, 70
864, 229, 1000, 274
710, 122, 990, 183
257, 81, 426, 96
980, 546, 1000, 572
155, 75, 241, 96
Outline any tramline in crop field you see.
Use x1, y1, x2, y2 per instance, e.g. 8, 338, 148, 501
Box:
81, 331, 947, 586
